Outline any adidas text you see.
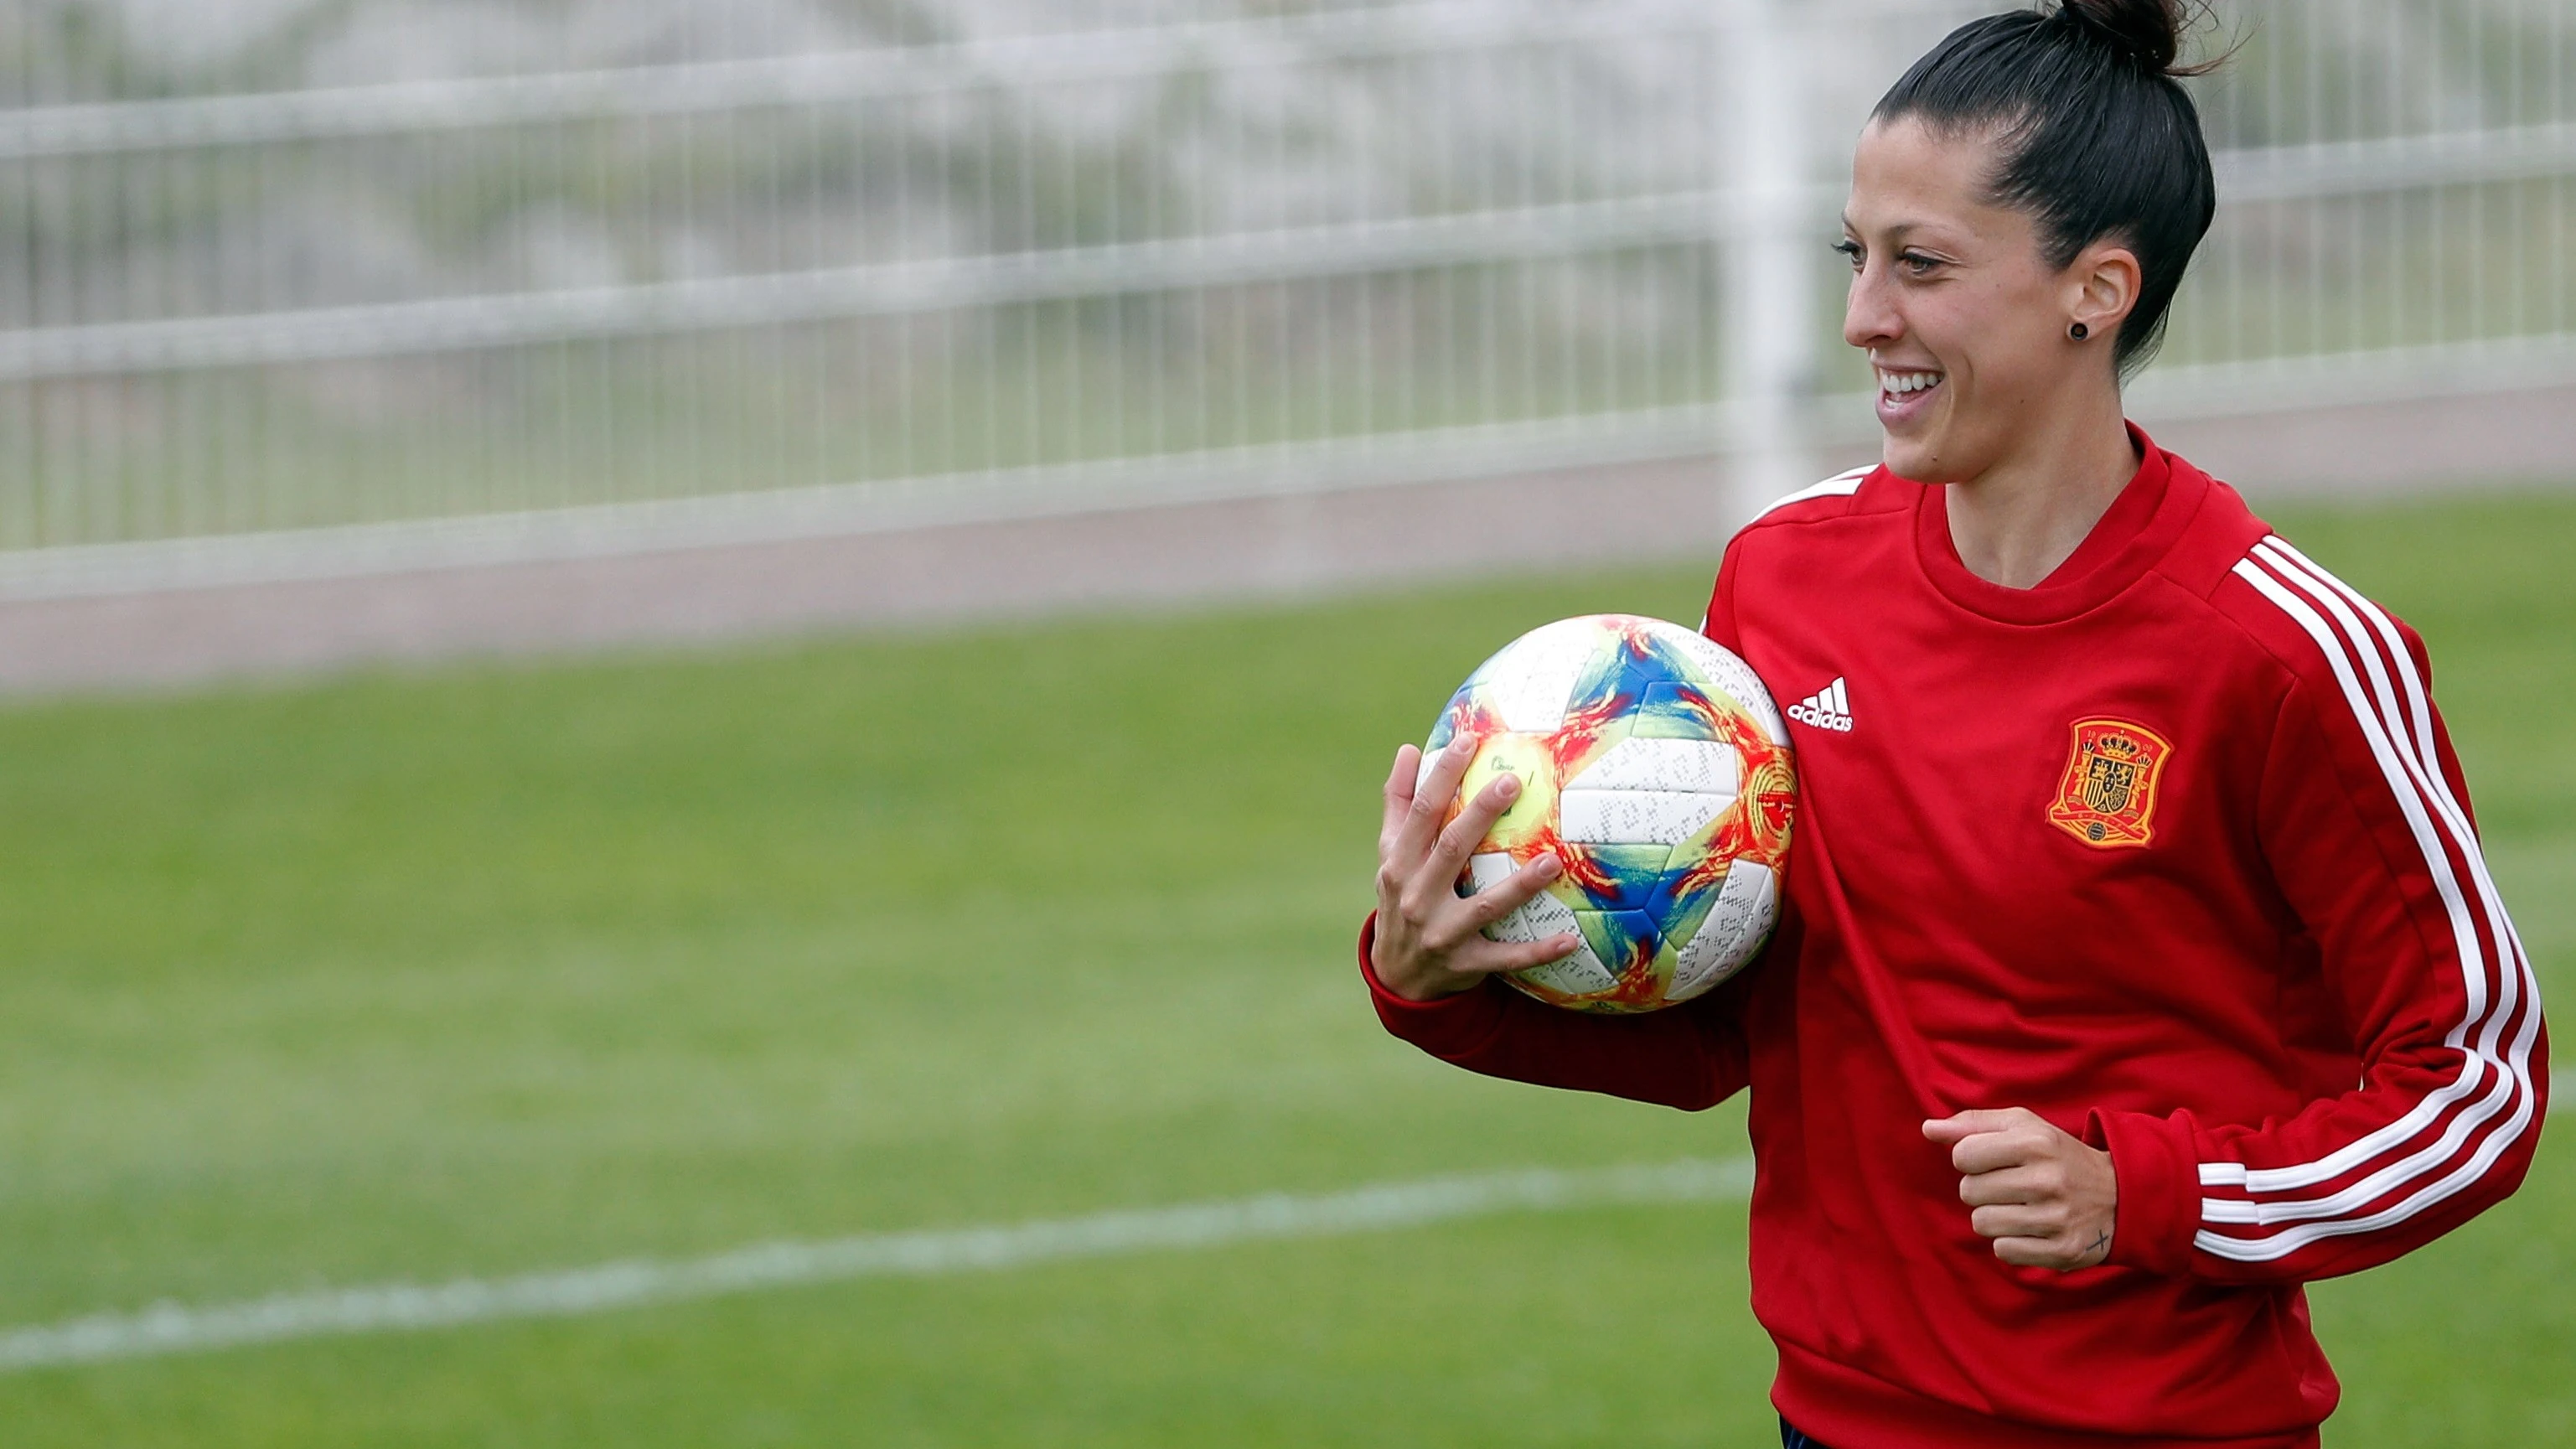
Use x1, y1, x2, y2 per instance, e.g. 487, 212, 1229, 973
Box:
1789, 677, 1854, 732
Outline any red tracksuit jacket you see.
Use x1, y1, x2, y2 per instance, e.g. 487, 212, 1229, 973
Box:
1361, 429, 2547, 1448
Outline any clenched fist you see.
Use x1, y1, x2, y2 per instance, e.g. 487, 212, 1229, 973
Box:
1924, 1108, 2118, 1270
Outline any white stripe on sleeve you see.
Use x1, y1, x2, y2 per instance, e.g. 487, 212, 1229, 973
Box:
2196, 546, 2539, 1261
1748, 467, 1870, 523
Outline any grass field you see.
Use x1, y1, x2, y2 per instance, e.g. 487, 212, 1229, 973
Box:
0, 489, 2568, 1446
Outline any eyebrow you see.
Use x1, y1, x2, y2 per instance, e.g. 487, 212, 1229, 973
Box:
1841, 214, 1926, 239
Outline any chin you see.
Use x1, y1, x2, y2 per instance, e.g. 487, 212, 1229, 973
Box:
1879, 432, 1949, 484
1879, 407, 2001, 485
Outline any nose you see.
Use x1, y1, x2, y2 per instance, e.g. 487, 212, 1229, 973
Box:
1844, 257, 1901, 354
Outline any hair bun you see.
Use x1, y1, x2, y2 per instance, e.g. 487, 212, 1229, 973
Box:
2058, 0, 2185, 74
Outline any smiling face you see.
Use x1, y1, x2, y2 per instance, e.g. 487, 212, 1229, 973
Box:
1839, 116, 2135, 483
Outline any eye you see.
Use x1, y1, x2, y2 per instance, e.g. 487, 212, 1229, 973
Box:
1897, 250, 1944, 277
1831, 238, 1863, 270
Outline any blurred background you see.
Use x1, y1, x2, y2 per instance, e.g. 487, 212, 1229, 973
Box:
0, 2, 2568, 1445
3, 0, 2573, 679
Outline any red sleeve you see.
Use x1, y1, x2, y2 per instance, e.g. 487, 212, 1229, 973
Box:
2092, 565, 2547, 1281
1358, 914, 1751, 1111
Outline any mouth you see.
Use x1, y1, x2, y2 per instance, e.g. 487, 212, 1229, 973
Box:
1875, 365, 1944, 427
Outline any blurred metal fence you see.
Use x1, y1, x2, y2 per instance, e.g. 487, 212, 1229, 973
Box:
1, 0, 2570, 596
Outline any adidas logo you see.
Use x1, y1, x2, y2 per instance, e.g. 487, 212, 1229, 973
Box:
1787, 676, 1854, 732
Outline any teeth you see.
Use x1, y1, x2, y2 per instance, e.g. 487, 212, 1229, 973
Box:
1879, 370, 1942, 396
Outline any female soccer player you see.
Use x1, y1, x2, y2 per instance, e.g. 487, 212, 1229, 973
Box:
1358, 3, 2548, 1446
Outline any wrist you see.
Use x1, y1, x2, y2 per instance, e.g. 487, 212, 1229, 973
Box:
1360, 913, 1480, 1002
1374, 961, 1476, 1002
1365, 948, 1477, 1003
1358, 913, 1512, 1056
2080, 1139, 2119, 1265
2085, 1107, 2196, 1275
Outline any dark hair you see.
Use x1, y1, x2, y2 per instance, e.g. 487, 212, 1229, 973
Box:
1872, 1, 2221, 378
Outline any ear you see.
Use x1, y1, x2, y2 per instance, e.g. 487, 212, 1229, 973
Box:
2065, 241, 2142, 343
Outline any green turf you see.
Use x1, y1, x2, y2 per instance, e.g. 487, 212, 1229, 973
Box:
0, 489, 2567, 1446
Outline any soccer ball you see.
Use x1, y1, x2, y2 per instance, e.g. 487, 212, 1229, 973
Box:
1420, 614, 1794, 1012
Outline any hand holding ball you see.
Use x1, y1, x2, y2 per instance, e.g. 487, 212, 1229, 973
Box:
1373, 615, 1795, 1012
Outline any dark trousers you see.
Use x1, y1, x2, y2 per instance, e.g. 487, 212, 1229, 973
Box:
1780, 1420, 1832, 1449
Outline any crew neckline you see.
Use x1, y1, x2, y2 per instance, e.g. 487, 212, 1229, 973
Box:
1911, 422, 2199, 625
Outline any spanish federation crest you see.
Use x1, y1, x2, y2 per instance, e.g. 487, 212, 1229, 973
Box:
2046, 718, 2173, 849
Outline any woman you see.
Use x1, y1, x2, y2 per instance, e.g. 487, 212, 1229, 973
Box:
1359, 3, 2548, 1446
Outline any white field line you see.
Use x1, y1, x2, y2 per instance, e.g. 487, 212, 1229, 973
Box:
0, 1157, 1751, 1374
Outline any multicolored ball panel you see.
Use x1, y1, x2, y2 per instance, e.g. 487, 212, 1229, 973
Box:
1424, 614, 1794, 1013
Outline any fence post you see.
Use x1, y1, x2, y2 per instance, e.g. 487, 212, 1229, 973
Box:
1725, 0, 1818, 525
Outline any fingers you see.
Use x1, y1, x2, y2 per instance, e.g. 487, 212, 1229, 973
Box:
1378, 743, 1422, 858
1991, 1231, 2108, 1270
1987, 1216, 2113, 1270
1990, 1234, 2057, 1267
1419, 762, 1529, 891
1389, 734, 1477, 876
1448, 929, 1587, 977
1920, 1108, 2028, 1146
1926, 1109, 2052, 1175
1932, 1108, 2118, 1272
1950, 1129, 2050, 1177
1408, 849, 1577, 964
1968, 1203, 2063, 1240
1957, 1164, 2056, 1208
1460, 851, 1563, 927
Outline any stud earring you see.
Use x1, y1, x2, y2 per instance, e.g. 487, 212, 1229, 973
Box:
2068, 322, 2090, 341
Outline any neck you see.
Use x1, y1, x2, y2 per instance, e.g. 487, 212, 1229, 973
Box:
1942, 383, 2139, 590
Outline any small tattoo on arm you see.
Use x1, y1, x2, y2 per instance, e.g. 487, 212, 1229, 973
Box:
2084, 1229, 2112, 1262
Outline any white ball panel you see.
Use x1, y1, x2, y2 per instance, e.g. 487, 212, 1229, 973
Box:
1559, 788, 1731, 846
1464, 851, 1518, 894
1487, 879, 1615, 993
1484, 877, 1575, 942
1478, 618, 1603, 733
1512, 935, 1619, 996
1668, 859, 1779, 996
1564, 737, 1741, 796
1627, 616, 1704, 654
